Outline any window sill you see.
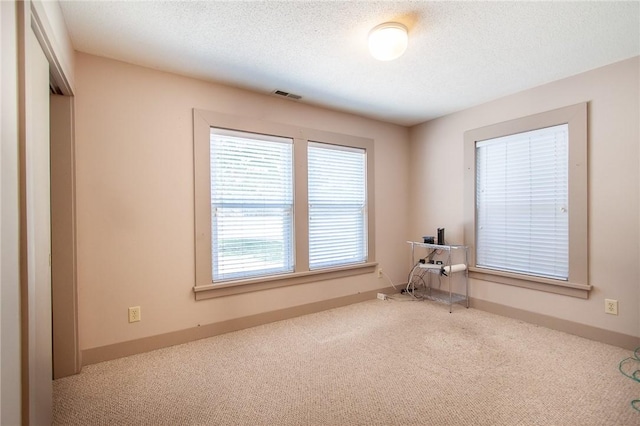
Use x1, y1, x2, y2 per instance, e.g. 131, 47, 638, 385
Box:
193, 262, 377, 300
468, 267, 592, 299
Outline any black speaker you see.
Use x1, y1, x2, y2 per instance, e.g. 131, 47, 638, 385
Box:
437, 228, 445, 245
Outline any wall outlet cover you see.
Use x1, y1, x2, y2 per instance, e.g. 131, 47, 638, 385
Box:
128, 306, 141, 323
604, 299, 618, 315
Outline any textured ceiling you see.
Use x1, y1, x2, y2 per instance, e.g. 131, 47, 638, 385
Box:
59, 1, 640, 126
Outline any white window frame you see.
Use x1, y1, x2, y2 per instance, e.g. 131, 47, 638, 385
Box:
463, 103, 591, 298
193, 109, 376, 300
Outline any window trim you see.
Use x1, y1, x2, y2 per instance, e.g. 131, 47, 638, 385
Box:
193, 109, 376, 300
463, 103, 591, 298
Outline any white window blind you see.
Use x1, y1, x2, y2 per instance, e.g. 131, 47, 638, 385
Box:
475, 124, 569, 280
210, 128, 294, 281
308, 142, 367, 270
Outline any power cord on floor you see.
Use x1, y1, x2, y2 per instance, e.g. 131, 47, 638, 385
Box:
377, 268, 422, 301
618, 346, 640, 412
405, 262, 430, 300
377, 265, 436, 302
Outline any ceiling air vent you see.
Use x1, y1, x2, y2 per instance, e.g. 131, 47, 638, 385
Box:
272, 90, 302, 100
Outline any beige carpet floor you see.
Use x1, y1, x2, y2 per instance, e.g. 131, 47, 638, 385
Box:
54, 299, 639, 425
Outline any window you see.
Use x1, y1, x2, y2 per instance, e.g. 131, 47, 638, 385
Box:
475, 124, 568, 280
209, 129, 294, 281
193, 109, 376, 299
308, 142, 367, 269
463, 103, 590, 298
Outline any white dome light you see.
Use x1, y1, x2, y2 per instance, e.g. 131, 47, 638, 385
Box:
368, 22, 408, 61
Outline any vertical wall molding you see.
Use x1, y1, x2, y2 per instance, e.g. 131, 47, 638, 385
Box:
50, 94, 80, 378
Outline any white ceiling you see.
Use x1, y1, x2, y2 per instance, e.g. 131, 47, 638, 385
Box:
59, 1, 640, 126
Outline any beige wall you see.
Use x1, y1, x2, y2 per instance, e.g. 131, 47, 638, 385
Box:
410, 56, 640, 337
74, 52, 410, 351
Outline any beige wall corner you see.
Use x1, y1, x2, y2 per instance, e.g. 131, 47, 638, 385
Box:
410, 56, 640, 339
73, 52, 411, 353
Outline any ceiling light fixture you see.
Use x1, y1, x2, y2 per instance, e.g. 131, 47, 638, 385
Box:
368, 22, 408, 61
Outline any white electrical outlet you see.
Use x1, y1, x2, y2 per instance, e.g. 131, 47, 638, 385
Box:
377, 268, 383, 278
377, 293, 387, 300
128, 306, 141, 323
604, 299, 618, 315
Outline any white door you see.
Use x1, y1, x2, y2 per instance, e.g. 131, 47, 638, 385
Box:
26, 25, 52, 425
0, 2, 22, 424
